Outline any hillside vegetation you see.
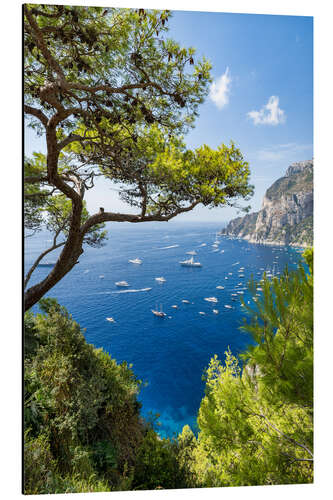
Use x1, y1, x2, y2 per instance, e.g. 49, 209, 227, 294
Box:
24, 300, 189, 493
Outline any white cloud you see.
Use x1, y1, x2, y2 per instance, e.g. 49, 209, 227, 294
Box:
247, 96, 286, 126
209, 67, 231, 109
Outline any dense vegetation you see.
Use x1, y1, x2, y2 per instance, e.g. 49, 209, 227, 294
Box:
24, 250, 313, 493
24, 299, 190, 493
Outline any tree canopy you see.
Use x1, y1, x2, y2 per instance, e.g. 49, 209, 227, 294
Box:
24, 4, 253, 311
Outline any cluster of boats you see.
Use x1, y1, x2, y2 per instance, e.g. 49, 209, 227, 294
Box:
104, 234, 280, 324
128, 254, 203, 268
114, 276, 166, 288
110, 234, 233, 322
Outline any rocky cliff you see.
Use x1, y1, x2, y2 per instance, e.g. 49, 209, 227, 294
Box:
222, 160, 313, 247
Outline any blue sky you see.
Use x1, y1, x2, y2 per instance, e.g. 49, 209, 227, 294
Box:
25, 8, 313, 223
167, 10, 313, 220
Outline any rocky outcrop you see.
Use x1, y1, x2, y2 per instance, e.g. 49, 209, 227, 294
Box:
222, 160, 313, 247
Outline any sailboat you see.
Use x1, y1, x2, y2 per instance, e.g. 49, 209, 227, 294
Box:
179, 256, 202, 267
212, 231, 220, 246
151, 304, 167, 318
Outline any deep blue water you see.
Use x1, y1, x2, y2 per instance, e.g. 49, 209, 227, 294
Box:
24, 221, 303, 437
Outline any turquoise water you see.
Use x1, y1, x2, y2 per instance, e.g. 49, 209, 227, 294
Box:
25, 221, 303, 437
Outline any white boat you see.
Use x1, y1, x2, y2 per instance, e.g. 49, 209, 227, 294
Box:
198, 243, 207, 247
37, 261, 56, 267
115, 281, 129, 287
231, 293, 237, 297
182, 299, 190, 304
99, 275, 105, 279
199, 311, 206, 315
152, 310, 166, 318
106, 317, 115, 322
128, 258, 142, 264
186, 250, 197, 255
224, 305, 232, 309
204, 297, 218, 303
152, 304, 166, 318
171, 305, 178, 309
216, 285, 225, 289
155, 277, 166, 283
212, 243, 219, 248
213, 309, 219, 314
179, 256, 202, 267
213, 232, 220, 245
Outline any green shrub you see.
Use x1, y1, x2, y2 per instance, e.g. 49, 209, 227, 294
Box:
24, 300, 145, 493
132, 428, 189, 490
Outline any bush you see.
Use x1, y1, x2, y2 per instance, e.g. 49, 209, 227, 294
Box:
24, 300, 145, 493
132, 429, 188, 490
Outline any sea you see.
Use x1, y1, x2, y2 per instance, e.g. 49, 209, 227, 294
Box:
24, 220, 304, 438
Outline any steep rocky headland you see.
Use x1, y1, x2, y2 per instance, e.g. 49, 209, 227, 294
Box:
221, 160, 313, 247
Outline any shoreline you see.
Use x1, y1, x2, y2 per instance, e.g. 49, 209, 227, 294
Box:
219, 233, 311, 249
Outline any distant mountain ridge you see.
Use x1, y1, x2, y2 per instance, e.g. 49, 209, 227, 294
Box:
221, 159, 313, 247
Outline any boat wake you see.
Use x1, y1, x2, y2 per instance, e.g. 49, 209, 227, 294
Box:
157, 245, 179, 250
94, 287, 152, 295
112, 287, 152, 294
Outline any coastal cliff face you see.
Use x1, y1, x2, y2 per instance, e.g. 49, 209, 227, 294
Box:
222, 160, 313, 247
